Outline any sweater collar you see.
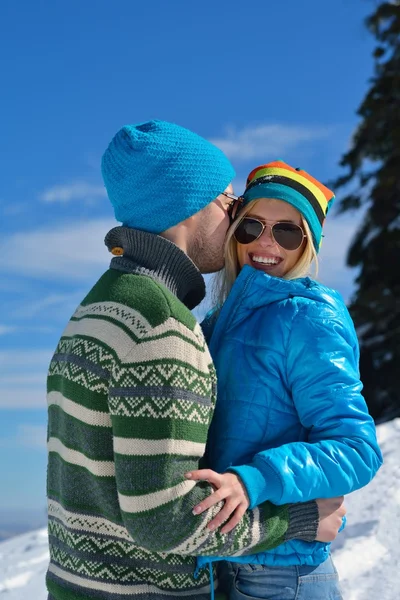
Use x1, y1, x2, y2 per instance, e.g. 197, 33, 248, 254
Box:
104, 226, 206, 310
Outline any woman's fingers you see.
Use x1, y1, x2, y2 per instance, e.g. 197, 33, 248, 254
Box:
220, 503, 247, 534
206, 499, 239, 531
185, 469, 221, 485
187, 470, 249, 531
192, 488, 227, 515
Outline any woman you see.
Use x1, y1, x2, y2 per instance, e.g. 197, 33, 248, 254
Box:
186, 160, 383, 599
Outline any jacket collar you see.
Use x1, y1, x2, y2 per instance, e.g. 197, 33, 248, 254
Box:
208, 265, 340, 356
229, 265, 339, 311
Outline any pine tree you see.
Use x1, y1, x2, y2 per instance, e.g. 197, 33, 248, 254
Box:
334, 2, 400, 421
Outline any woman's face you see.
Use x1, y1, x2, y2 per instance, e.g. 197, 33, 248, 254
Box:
236, 198, 306, 278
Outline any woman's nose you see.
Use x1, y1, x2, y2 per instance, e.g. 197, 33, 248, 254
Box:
258, 224, 275, 245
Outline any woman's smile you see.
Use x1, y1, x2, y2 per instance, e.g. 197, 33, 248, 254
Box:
237, 198, 305, 278
249, 252, 283, 270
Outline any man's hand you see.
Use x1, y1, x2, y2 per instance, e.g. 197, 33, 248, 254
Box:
315, 496, 346, 542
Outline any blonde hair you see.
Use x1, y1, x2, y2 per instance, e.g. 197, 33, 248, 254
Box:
214, 199, 319, 306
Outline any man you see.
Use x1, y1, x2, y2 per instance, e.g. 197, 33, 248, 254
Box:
46, 120, 345, 600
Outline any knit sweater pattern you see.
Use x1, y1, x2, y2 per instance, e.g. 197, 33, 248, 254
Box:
46, 227, 318, 600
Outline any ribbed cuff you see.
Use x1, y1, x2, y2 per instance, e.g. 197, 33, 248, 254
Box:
286, 501, 319, 542
228, 463, 283, 509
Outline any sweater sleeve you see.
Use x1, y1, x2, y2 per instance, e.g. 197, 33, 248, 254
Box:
229, 303, 383, 509
108, 316, 318, 555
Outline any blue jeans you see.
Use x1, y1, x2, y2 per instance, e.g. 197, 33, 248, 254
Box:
217, 556, 343, 600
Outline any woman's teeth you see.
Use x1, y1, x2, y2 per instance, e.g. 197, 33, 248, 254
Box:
252, 255, 280, 265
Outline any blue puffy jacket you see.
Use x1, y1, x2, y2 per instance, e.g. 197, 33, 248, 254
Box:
198, 265, 382, 569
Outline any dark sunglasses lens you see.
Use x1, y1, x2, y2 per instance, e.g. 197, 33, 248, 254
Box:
228, 202, 238, 223
228, 198, 244, 223
272, 223, 303, 250
234, 219, 263, 244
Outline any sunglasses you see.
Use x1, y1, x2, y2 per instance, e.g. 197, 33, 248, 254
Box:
221, 191, 244, 223
234, 217, 307, 250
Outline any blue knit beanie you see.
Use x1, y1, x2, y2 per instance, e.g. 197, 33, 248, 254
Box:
101, 120, 235, 233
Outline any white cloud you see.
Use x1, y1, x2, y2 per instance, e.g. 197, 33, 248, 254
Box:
0, 350, 51, 409
316, 212, 359, 302
0, 324, 55, 335
0, 350, 53, 369
1, 202, 30, 216
1, 375, 46, 385
40, 182, 107, 203
210, 124, 332, 162
0, 424, 47, 449
0, 280, 29, 293
0, 218, 114, 282
0, 325, 17, 335
10, 292, 84, 320
0, 388, 47, 409
15, 425, 47, 449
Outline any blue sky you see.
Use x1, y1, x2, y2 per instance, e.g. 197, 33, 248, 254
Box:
0, 0, 376, 517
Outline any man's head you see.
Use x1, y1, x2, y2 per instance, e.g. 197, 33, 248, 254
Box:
164, 182, 236, 274
101, 119, 235, 239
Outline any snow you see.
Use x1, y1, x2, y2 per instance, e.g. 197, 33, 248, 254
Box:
0, 529, 49, 599
331, 417, 400, 599
0, 419, 399, 600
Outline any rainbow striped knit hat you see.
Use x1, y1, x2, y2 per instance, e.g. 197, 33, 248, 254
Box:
243, 160, 335, 252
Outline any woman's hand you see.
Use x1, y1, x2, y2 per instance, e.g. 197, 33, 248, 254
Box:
185, 469, 250, 534
315, 497, 346, 542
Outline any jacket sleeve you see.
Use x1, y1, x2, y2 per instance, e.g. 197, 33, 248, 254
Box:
108, 317, 318, 555
229, 301, 383, 509
200, 307, 219, 344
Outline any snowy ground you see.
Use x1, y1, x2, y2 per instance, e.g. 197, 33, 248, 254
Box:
0, 418, 399, 600
0, 528, 49, 599
331, 417, 400, 599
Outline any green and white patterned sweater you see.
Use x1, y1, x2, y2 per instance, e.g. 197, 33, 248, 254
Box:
46, 227, 318, 600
